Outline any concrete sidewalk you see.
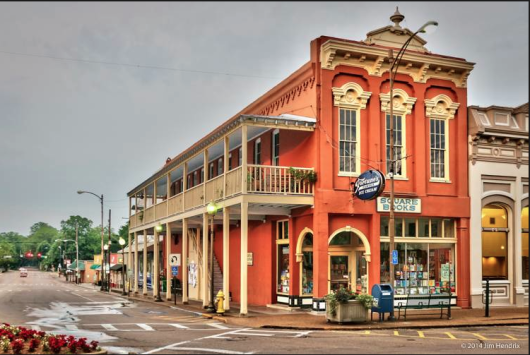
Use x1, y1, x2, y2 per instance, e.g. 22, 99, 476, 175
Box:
68, 279, 529, 331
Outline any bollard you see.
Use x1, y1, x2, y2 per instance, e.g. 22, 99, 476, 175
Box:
485, 279, 490, 317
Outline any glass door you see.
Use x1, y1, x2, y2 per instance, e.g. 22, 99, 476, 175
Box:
330, 255, 350, 292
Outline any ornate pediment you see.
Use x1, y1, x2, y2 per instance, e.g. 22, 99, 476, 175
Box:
332, 82, 372, 109
380, 89, 417, 115
425, 94, 460, 120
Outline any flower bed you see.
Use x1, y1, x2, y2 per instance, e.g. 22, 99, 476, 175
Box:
0, 324, 103, 354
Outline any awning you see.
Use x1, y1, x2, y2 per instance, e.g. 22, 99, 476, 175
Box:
67, 261, 85, 271
110, 264, 127, 271
90, 264, 101, 270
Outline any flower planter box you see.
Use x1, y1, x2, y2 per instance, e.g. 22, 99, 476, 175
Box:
326, 299, 368, 324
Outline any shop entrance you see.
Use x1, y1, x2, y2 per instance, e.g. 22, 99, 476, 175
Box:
328, 228, 369, 294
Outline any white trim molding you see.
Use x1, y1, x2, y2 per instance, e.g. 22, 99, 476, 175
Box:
380, 88, 417, 116
425, 94, 460, 120
332, 82, 372, 110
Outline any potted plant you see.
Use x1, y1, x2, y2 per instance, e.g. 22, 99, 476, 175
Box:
325, 287, 373, 324
138, 211, 144, 223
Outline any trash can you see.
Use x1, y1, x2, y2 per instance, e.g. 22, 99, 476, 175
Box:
162, 278, 167, 293
371, 284, 394, 321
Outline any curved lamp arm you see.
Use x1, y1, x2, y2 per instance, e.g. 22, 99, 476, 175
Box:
77, 190, 102, 201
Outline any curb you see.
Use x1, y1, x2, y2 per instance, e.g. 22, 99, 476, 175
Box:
259, 320, 529, 331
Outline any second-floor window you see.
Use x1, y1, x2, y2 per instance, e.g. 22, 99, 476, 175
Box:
209, 163, 214, 179
339, 108, 358, 174
187, 175, 192, 189
218, 158, 223, 175
254, 138, 261, 165
272, 129, 280, 166
239, 147, 242, 166
386, 114, 405, 176
229, 153, 233, 171
430, 118, 447, 180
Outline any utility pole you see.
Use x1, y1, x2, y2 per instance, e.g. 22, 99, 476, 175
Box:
108, 209, 112, 293
75, 223, 79, 284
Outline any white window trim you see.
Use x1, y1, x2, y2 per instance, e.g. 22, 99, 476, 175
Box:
272, 129, 280, 166
254, 138, 261, 165
425, 94, 459, 183
385, 114, 408, 178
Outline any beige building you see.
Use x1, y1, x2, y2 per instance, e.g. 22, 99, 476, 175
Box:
468, 103, 529, 307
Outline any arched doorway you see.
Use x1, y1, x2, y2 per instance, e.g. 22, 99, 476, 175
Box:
481, 204, 509, 281
296, 230, 314, 296
328, 227, 371, 294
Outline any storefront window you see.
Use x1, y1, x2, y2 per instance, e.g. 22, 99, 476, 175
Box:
301, 234, 313, 295
381, 242, 455, 295
431, 219, 442, 238
444, 219, 455, 239
381, 217, 389, 237
330, 255, 349, 292
405, 218, 416, 237
330, 231, 352, 245
418, 218, 429, 238
522, 207, 529, 280
355, 251, 368, 294
482, 204, 508, 280
276, 220, 290, 294
277, 245, 290, 294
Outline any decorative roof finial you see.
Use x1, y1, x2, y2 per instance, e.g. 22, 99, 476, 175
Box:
390, 7, 405, 28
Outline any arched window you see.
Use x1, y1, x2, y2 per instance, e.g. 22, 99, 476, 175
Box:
522, 206, 529, 281
481, 204, 509, 280
301, 233, 313, 295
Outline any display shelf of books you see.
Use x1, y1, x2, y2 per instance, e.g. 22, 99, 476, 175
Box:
330, 262, 348, 291
278, 269, 290, 294
394, 263, 429, 295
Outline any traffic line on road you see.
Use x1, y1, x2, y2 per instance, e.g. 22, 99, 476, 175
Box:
65, 325, 79, 331
101, 324, 118, 331
504, 334, 518, 340
137, 324, 155, 331
417, 331, 425, 338
207, 323, 229, 330
444, 332, 457, 339
169, 323, 190, 329
472, 333, 489, 340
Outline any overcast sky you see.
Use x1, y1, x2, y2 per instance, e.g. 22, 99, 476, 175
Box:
0, 2, 528, 235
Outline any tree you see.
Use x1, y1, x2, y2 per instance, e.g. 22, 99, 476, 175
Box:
0, 242, 16, 272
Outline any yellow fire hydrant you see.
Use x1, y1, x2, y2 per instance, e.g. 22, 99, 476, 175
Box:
216, 290, 225, 315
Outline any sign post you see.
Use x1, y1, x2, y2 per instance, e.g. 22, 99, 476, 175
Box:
391, 250, 398, 265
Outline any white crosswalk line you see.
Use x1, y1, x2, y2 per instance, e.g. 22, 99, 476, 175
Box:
101, 324, 118, 331
30, 326, 41, 331
169, 323, 189, 329
137, 324, 155, 331
65, 325, 79, 331
207, 323, 229, 330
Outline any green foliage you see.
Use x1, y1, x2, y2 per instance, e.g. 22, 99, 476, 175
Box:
288, 167, 317, 183
325, 287, 374, 316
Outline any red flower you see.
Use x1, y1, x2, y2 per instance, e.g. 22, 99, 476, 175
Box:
29, 338, 40, 352
10, 339, 24, 354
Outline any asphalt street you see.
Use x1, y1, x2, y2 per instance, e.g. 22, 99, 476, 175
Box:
0, 270, 528, 354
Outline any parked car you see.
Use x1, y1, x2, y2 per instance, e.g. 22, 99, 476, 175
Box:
20, 268, 28, 277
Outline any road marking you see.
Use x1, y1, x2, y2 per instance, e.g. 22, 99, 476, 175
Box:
364, 330, 371, 335
394, 330, 399, 336
101, 324, 118, 331
472, 333, 488, 340
30, 326, 41, 331
207, 323, 229, 330
165, 347, 249, 354
170, 324, 190, 329
504, 334, 518, 340
65, 325, 79, 331
444, 332, 457, 339
137, 324, 155, 331
417, 331, 425, 338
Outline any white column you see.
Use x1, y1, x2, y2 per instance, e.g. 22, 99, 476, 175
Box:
127, 232, 132, 293
202, 213, 209, 307
166, 222, 172, 301
143, 231, 148, 295
153, 228, 160, 298
134, 232, 139, 293
240, 201, 248, 316
224, 136, 229, 199
513, 176, 524, 305
182, 218, 189, 304
223, 206, 230, 311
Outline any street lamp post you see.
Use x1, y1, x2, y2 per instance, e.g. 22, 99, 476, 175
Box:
206, 201, 218, 313
386, 10, 437, 321
77, 190, 104, 288
55, 239, 76, 282
119, 237, 126, 296
103, 244, 109, 291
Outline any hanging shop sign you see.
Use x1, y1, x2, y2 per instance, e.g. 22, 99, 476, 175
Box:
376, 197, 422, 213
353, 169, 386, 201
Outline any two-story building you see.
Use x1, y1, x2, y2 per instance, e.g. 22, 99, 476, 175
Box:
126, 10, 475, 314
468, 103, 529, 307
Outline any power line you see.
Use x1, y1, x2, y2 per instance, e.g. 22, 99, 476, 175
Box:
0, 49, 282, 80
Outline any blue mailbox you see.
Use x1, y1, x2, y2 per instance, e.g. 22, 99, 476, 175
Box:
371, 284, 394, 321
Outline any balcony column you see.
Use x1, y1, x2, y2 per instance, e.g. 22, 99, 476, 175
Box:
223, 206, 230, 311
240, 201, 248, 316
153, 227, 160, 298
241, 125, 248, 194
154, 181, 157, 220
202, 212, 209, 307
166, 222, 172, 301
204, 149, 209, 193
134, 231, 139, 293
167, 172, 171, 216
127, 232, 132, 292
182, 218, 189, 304
143, 231, 148, 296
183, 162, 188, 211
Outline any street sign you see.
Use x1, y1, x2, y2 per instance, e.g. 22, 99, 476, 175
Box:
169, 254, 181, 266
171, 266, 178, 277
353, 169, 385, 201
392, 250, 398, 265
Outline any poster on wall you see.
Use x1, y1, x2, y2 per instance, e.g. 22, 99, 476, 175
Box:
188, 261, 197, 288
